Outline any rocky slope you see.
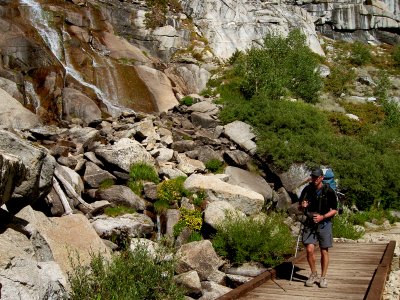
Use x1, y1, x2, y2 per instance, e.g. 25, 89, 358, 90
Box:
0, 0, 399, 299
0, 0, 399, 126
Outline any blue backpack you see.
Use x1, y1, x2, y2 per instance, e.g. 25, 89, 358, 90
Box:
322, 168, 343, 213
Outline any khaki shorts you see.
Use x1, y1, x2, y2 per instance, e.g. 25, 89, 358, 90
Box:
302, 221, 333, 248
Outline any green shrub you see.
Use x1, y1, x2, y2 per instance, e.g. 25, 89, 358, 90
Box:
324, 64, 356, 96
392, 44, 400, 67
212, 212, 294, 267
129, 162, 160, 183
99, 178, 115, 190
349, 41, 372, 66
217, 35, 400, 211
332, 212, 364, 240
173, 208, 203, 237
104, 205, 136, 217
328, 112, 362, 135
180, 96, 194, 106
157, 176, 189, 207
348, 209, 399, 225
232, 29, 322, 103
128, 162, 159, 195
68, 246, 185, 300
205, 159, 225, 173
374, 70, 391, 102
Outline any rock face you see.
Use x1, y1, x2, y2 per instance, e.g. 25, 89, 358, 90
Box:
180, 0, 325, 58
0, 130, 56, 213
0, 0, 398, 126
0, 88, 41, 129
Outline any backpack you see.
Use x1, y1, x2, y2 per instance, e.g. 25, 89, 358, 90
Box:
322, 168, 343, 214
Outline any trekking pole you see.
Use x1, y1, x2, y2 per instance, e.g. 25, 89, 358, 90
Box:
289, 221, 303, 284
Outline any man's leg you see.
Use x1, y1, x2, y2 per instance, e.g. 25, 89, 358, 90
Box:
306, 243, 317, 273
305, 243, 319, 286
320, 247, 329, 277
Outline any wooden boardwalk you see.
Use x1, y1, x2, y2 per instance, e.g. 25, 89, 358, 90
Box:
218, 241, 396, 300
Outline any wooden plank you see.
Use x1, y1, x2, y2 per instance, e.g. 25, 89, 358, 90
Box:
218, 242, 393, 300
217, 250, 308, 300
364, 240, 396, 300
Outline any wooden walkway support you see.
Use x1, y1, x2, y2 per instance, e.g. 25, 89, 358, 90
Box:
218, 241, 396, 300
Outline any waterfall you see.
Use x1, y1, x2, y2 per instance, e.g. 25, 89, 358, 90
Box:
24, 81, 40, 113
19, 0, 64, 61
156, 214, 161, 241
18, 0, 129, 117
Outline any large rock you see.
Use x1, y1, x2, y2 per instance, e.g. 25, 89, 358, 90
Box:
0, 151, 26, 206
203, 201, 245, 229
184, 174, 264, 215
135, 65, 179, 112
224, 121, 257, 154
62, 87, 102, 125
0, 87, 41, 129
0, 77, 23, 103
225, 166, 273, 201
95, 185, 146, 211
0, 130, 56, 213
279, 164, 310, 198
91, 213, 154, 239
95, 138, 155, 172
0, 257, 67, 300
16, 206, 111, 275
176, 240, 225, 280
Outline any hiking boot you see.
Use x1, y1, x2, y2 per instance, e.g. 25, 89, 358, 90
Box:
305, 272, 318, 287
319, 277, 328, 288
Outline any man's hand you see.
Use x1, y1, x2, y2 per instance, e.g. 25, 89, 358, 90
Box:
301, 200, 309, 208
313, 214, 324, 223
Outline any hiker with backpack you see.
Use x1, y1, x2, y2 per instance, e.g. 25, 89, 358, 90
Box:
298, 167, 338, 288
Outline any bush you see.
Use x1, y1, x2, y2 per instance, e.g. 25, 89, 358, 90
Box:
157, 176, 189, 207
180, 96, 194, 106
349, 41, 372, 66
173, 208, 203, 237
205, 159, 225, 173
348, 209, 400, 225
217, 36, 400, 211
392, 45, 400, 67
68, 246, 185, 300
332, 212, 364, 240
99, 178, 115, 190
104, 205, 136, 217
324, 64, 356, 96
232, 29, 322, 103
128, 162, 159, 195
212, 213, 294, 267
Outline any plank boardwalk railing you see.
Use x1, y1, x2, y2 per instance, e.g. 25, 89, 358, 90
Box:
217, 241, 396, 300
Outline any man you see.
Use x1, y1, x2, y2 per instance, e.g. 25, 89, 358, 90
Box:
299, 167, 338, 288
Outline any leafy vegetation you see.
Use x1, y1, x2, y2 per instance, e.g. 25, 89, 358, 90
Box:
216, 32, 400, 211
180, 96, 194, 106
231, 29, 322, 104
332, 212, 364, 240
144, 0, 182, 29
349, 41, 372, 66
104, 205, 136, 217
128, 162, 159, 195
99, 178, 115, 190
205, 159, 225, 173
212, 213, 294, 266
173, 208, 203, 239
68, 246, 185, 300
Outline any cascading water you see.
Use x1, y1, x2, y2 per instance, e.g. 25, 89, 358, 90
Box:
24, 81, 41, 113
18, 0, 128, 117
156, 214, 161, 241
